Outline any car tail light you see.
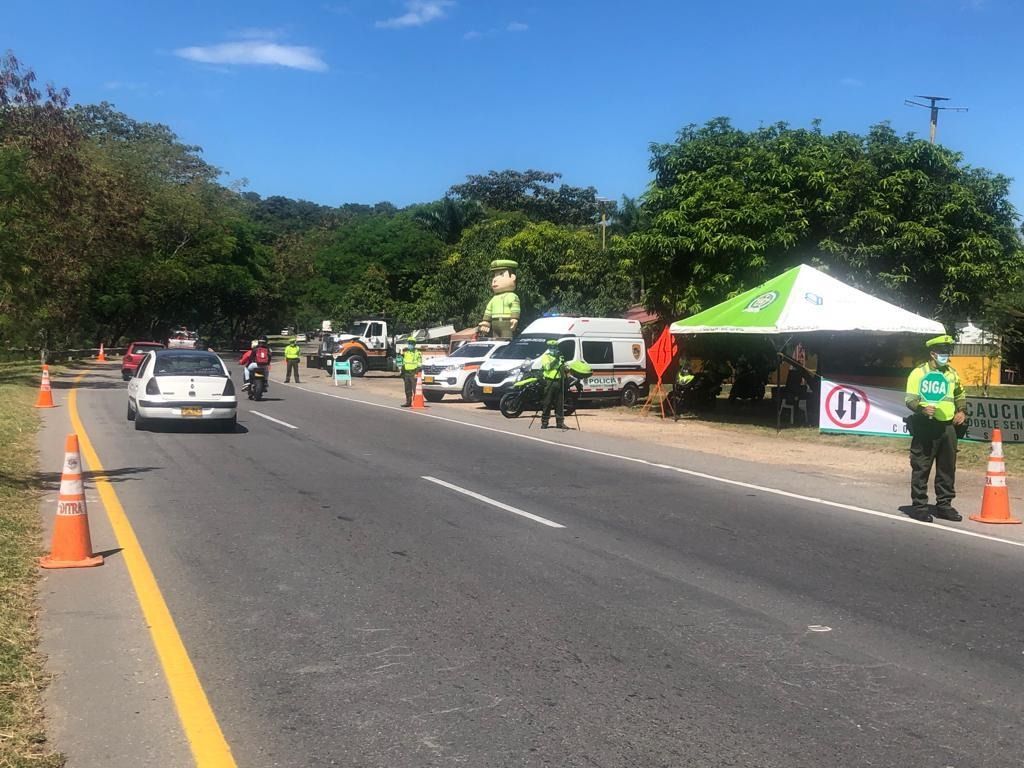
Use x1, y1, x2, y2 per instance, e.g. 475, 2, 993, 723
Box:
222, 378, 235, 396
145, 378, 161, 395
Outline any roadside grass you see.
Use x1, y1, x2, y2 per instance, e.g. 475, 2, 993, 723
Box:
0, 362, 64, 767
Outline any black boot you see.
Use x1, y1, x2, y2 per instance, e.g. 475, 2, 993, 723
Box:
907, 506, 934, 523
933, 506, 962, 521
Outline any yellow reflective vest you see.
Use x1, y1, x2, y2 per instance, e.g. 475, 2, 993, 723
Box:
905, 361, 965, 423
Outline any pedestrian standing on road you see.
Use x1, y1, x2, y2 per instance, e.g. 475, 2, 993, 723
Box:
284, 338, 302, 383
400, 336, 422, 407
904, 334, 967, 523
539, 339, 566, 430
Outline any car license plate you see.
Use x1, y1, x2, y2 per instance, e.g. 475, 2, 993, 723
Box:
483, 386, 493, 394
424, 376, 435, 383
181, 407, 203, 417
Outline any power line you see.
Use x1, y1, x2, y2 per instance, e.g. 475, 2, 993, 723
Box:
904, 95, 968, 144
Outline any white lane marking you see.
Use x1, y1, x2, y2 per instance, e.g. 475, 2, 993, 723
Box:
249, 410, 298, 430
807, 625, 832, 633
292, 385, 1024, 551
422, 475, 565, 529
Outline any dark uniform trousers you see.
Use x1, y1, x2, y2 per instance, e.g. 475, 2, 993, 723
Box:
541, 377, 564, 426
909, 414, 958, 508
285, 358, 300, 383
403, 372, 418, 405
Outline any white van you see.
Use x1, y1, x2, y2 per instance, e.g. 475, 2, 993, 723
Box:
474, 317, 648, 408
420, 339, 508, 402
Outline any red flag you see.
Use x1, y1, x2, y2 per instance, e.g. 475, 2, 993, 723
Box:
648, 326, 678, 380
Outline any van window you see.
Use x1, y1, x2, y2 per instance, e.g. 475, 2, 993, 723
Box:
559, 340, 576, 359
582, 341, 613, 365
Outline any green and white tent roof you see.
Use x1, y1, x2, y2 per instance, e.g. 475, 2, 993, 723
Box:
669, 264, 945, 336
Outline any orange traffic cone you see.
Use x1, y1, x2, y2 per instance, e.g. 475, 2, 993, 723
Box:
411, 371, 426, 409
970, 429, 1021, 525
34, 365, 55, 409
40, 434, 103, 568
96, 343, 107, 362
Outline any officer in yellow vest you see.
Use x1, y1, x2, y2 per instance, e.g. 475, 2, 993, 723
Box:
539, 339, 566, 429
904, 334, 966, 522
400, 336, 422, 407
284, 338, 302, 383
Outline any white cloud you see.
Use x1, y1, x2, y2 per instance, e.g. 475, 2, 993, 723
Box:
840, 76, 864, 88
174, 41, 327, 71
507, 21, 529, 32
463, 30, 482, 40
376, 0, 454, 29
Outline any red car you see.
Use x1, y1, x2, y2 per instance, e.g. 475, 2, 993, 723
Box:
121, 341, 165, 381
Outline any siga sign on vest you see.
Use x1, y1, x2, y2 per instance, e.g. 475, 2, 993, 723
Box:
918, 371, 948, 402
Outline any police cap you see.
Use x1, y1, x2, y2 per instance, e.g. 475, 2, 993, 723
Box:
925, 334, 955, 349
488, 259, 519, 273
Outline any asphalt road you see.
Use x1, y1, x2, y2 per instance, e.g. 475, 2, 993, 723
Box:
69, 365, 1024, 767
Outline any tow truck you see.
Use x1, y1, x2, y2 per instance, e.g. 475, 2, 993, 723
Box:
311, 318, 452, 377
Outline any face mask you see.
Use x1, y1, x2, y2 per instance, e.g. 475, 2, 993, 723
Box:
935, 354, 950, 366
406, 345, 414, 350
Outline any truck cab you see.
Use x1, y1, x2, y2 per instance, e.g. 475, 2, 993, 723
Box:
319, 319, 397, 377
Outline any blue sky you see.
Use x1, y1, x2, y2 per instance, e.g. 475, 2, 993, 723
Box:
5, 0, 1023, 214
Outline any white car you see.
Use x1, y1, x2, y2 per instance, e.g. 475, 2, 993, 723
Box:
421, 340, 509, 402
127, 349, 238, 432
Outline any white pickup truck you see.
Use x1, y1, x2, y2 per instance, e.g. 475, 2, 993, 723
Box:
420, 339, 509, 402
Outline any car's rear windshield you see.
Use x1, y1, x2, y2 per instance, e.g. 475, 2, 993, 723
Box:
132, 344, 163, 353
451, 343, 494, 358
491, 338, 550, 360
154, 353, 225, 377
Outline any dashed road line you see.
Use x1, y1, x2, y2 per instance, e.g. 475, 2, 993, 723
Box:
249, 410, 298, 429
422, 475, 565, 528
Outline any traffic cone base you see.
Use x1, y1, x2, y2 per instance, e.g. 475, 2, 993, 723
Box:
970, 428, 1021, 525
40, 435, 103, 569
411, 372, 426, 409
35, 364, 55, 409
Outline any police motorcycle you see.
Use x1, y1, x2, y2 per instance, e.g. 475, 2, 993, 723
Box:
498, 359, 592, 419
669, 369, 723, 415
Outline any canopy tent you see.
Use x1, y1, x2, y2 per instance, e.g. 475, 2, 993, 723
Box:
669, 264, 944, 336
668, 264, 945, 432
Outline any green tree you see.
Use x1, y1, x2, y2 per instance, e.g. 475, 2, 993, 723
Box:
449, 169, 610, 226
630, 118, 1023, 325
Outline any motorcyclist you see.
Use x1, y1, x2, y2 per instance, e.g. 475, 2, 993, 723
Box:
243, 336, 272, 391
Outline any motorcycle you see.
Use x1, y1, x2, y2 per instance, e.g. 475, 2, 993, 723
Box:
499, 360, 589, 419
248, 366, 269, 401
668, 371, 723, 416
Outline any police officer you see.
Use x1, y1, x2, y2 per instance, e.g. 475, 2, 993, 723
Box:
284, 338, 302, 383
400, 336, 422, 407
539, 339, 566, 429
904, 334, 966, 522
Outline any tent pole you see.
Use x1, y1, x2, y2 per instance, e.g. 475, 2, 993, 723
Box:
774, 335, 791, 435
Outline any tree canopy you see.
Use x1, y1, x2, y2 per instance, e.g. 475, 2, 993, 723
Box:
2, 53, 1021, 353
627, 117, 1023, 327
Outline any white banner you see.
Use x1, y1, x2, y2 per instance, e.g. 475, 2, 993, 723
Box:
818, 379, 1024, 443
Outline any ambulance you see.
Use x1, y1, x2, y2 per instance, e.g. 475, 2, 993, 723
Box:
474, 317, 648, 408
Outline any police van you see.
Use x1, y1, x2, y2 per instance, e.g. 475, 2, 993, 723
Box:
474, 317, 648, 408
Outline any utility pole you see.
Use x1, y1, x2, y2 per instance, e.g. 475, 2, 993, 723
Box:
904, 95, 968, 144
595, 197, 614, 251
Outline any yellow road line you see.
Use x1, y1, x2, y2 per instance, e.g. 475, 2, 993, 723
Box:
69, 376, 237, 767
